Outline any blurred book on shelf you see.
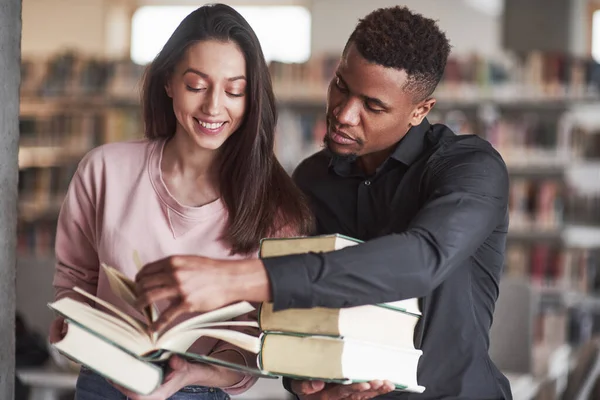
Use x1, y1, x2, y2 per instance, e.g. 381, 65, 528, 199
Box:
20, 52, 144, 100
269, 51, 600, 104
509, 178, 563, 234
18, 52, 145, 259
504, 244, 600, 294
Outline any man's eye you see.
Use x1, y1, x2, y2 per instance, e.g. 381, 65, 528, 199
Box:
335, 78, 347, 91
366, 103, 384, 113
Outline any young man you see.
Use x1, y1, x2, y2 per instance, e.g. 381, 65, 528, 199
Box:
136, 6, 513, 400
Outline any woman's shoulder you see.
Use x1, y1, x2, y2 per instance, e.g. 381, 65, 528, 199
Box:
77, 138, 158, 174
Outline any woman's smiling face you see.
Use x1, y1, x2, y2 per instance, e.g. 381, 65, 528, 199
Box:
165, 39, 248, 150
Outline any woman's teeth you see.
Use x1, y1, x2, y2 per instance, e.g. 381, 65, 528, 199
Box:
199, 120, 224, 129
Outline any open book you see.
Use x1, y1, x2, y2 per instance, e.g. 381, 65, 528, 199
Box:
49, 263, 265, 395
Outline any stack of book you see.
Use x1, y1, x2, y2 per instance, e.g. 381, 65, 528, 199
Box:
48, 234, 425, 395
255, 234, 425, 394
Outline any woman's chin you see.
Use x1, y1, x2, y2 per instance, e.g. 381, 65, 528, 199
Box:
191, 134, 229, 152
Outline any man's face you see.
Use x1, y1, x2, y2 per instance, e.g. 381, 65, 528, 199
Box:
324, 43, 433, 161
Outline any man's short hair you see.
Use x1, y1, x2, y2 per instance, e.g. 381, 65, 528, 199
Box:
347, 6, 451, 102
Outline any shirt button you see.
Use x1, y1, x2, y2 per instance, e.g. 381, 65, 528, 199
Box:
364, 180, 371, 186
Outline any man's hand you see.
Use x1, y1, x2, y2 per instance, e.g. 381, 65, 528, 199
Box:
134, 255, 270, 332
291, 380, 395, 400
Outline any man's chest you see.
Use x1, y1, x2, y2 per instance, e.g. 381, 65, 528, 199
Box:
307, 171, 424, 240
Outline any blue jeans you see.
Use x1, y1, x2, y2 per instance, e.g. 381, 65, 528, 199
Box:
75, 368, 231, 400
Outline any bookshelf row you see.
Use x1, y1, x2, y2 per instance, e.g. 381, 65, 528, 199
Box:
16, 52, 600, 257
19, 50, 600, 104
270, 50, 600, 102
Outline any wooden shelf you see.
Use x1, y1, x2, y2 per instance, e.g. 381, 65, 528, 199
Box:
19, 146, 86, 169
19, 95, 140, 115
19, 197, 63, 222
508, 229, 563, 242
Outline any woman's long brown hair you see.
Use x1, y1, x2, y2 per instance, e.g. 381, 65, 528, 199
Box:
141, 3, 314, 254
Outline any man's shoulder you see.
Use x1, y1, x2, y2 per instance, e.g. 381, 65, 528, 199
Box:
424, 125, 509, 199
428, 124, 506, 167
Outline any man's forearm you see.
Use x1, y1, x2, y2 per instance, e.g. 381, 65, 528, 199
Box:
231, 258, 272, 304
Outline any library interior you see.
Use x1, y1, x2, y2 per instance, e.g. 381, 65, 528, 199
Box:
8, 0, 600, 399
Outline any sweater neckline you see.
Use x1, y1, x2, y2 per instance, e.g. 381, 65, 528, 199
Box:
148, 138, 225, 222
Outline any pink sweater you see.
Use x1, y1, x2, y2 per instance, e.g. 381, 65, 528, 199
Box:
53, 138, 259, 394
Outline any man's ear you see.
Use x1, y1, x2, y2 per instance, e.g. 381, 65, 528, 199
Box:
409, 98, 436, 126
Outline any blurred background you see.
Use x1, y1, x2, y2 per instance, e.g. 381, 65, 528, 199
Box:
13, 0, 600, 399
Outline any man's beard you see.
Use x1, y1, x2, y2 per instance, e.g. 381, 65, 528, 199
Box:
323, 133, 358, 163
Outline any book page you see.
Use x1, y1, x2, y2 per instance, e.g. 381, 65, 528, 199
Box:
177, 321, 258, 331
162, 301, 256, 337
133, 250, 143, 272
131, 252, 160, 325
49, 297, 152, 355
102, 263, 137, 307
159, 321, 259, 345
156, 328, 261, 354
102, 261, 160, 327
73, 287, 148, 334
82, 306, 147, 340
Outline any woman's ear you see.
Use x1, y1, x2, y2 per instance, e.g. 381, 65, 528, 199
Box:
165, 80, 173, 98
164, 75, 174, 98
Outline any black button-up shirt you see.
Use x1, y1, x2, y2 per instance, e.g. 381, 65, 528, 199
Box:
263, 118, 513, 399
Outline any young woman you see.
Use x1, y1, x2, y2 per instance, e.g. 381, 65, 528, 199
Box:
48, 4, 313, 399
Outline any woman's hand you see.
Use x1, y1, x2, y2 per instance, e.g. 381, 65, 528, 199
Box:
111, 356, 226, 400
49, 316, 68, 344
49, 293, 95, 343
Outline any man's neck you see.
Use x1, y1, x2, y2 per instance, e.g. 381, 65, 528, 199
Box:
358, 146, 395, 175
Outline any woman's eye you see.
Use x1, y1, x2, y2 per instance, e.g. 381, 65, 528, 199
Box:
185, 85, 205, 92
227, 92, 245, 98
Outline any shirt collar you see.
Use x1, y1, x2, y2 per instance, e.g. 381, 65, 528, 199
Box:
390, 117, 430, 165
329, 118, 430, 177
